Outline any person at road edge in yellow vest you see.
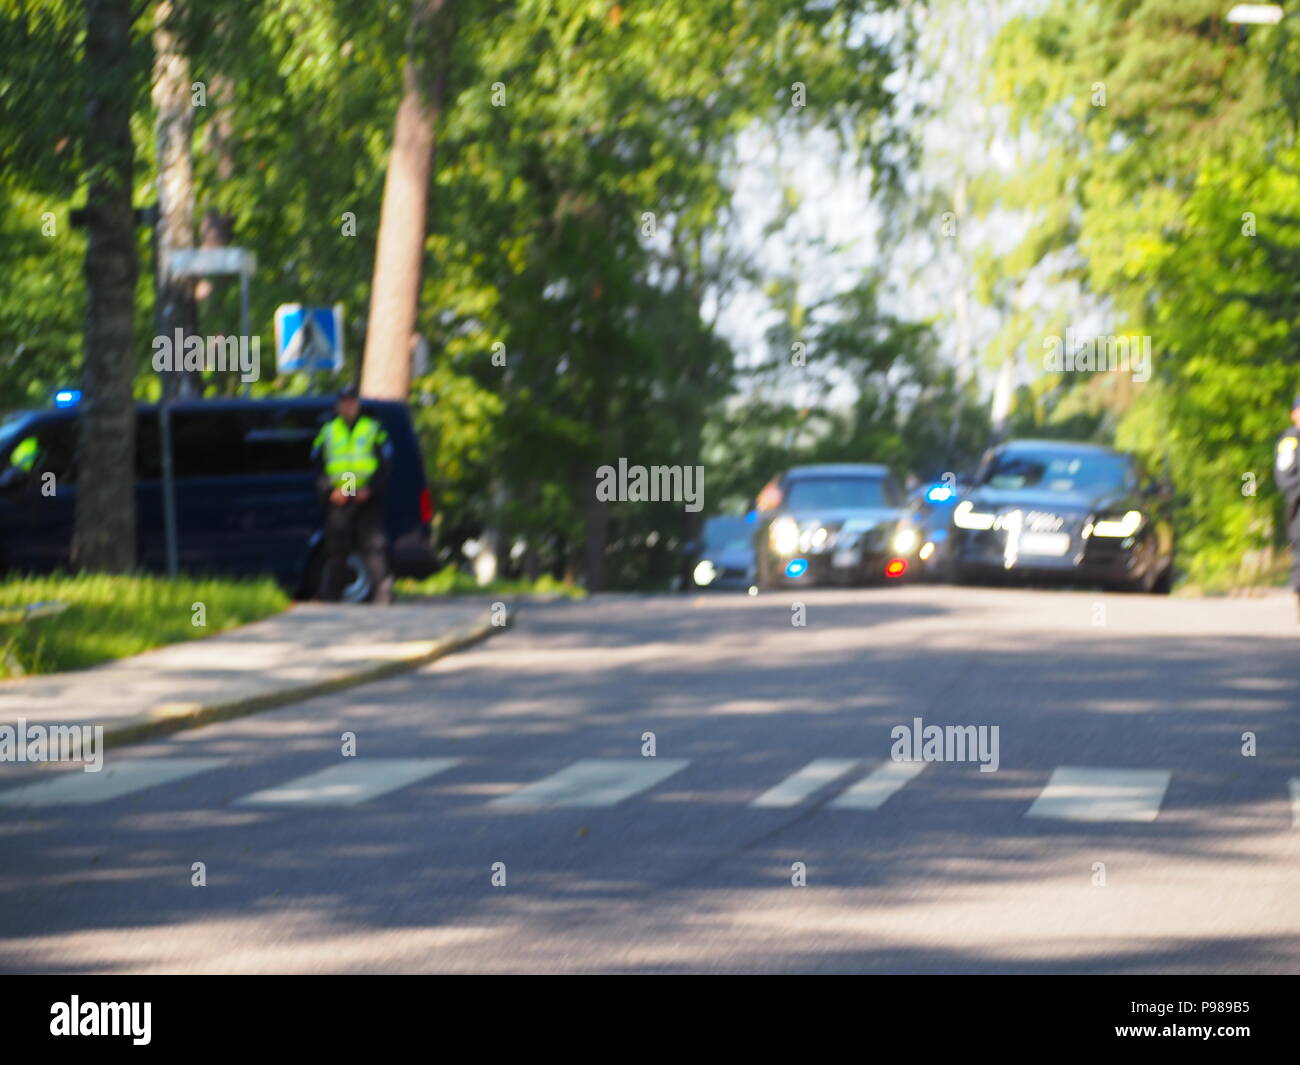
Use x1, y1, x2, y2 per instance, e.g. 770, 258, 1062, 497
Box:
311, 384, 394, 604
1274, 393, 1300, 620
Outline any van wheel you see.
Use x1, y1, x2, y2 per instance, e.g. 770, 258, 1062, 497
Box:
339, 553, 373, 603
305, 549, 373, 603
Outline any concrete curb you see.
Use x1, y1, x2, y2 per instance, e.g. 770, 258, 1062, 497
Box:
97, 610, 505, 752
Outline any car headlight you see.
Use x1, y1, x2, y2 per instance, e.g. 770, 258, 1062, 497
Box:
1088, 510, 1143, 538
953, 500, 996, 530
769, 516, 800, 555
891, 526, 920, 554
692, 560, 717, 586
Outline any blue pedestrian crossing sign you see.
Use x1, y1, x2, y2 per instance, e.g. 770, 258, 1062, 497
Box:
275, 304, 344, 373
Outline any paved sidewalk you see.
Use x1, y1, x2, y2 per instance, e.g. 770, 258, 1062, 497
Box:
0, 601, 501, 748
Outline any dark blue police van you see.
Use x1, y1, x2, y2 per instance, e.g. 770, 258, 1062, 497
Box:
0, 396, 436, 601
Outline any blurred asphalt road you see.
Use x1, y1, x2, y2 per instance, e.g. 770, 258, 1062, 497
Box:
1, 585, 1298, 973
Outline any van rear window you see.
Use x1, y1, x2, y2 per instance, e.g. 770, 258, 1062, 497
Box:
241, 408, 323, 474
171, 412, 247, 477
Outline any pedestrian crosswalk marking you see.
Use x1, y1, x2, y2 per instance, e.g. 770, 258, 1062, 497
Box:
491, 758, 689, 808
0, 758, 226, 807
828, 759, 928, 810
1027, 766, 1171, 823
751, 758, 860, 808
4, 756, 1286, 823
236, 758, 460, 807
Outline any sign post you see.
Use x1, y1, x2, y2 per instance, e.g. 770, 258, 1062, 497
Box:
168, 248, 258, 390
154, 247, 257, 576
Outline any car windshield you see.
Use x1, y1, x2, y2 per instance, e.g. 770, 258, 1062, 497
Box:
784, 476, 889, 511
703, 516, 751, 553
981, 450, 1133, 494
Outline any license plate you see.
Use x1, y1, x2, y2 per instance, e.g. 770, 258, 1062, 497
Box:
832, 550, 857, 569
1018, 531, 1070, 557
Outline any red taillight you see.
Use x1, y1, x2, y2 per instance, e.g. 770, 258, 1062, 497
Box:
419, 486, 434, 525
885, 558, 907, 578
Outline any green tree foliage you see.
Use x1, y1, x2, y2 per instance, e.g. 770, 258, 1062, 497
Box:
984, 0, 1297, 586
707, 275, 990, 517
1, 0, 923, 587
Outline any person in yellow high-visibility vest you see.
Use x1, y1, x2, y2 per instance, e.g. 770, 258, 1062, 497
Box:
1276, 393, 1300, 619
311, 385, 394, 603
9, 435, 39, 474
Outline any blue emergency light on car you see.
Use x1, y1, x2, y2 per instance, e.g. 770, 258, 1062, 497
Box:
784, 558, 808, 578
925, 483, 954, 503
53, 389, 82, 408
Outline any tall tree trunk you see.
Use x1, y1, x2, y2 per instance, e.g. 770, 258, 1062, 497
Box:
72, 0, 139, 573
582, 396, 612, 592
361, 0, 454, 400
152, 0, 197, 399
582, 489, 610, 592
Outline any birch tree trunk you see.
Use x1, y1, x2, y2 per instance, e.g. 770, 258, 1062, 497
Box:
152, 0, 197, 399
360, 0, 455, 400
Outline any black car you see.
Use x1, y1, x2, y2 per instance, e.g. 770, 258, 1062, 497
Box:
0, 396, 437, 601
685, 514, 757, 591
888, 475, 971, 579
754, 463, 906, 590
947, 439, 1175, 592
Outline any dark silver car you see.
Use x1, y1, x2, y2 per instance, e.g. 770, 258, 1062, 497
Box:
754, 464, 906, 590
888, 476, 970, 579
685, 514, 757, 591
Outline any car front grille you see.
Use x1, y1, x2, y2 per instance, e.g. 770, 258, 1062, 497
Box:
1024, 510, 1065, 534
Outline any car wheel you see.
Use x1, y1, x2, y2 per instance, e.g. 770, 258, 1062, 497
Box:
948, 560, 976, 586
1113, 569, 1155, 594
1150, 563, 1173, 595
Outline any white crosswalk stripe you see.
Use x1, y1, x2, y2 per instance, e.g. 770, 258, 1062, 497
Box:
236, 758, 460, 807
1026, 766, 1171, 823
0, 758, 226, 807
492, 758, 689, 808
751, 758, 860, 808
829, 759, 928, 810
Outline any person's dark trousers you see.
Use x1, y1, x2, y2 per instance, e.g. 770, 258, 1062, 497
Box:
1290, 504, 1300, 594
319, 498, 393, 604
